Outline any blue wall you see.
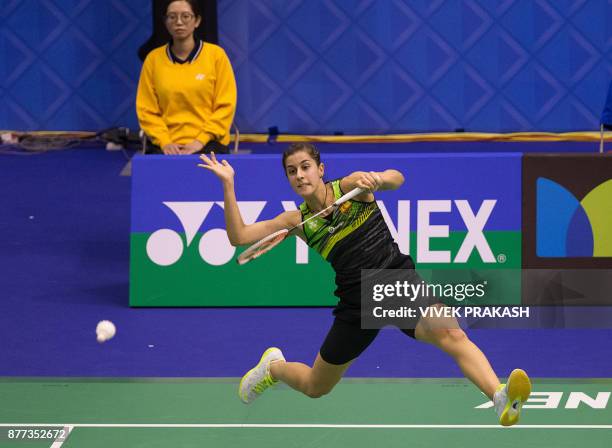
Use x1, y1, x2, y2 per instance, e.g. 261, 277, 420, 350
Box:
1, 0, 611, 133
219, 0, 612, 133
0, 0, 151, 131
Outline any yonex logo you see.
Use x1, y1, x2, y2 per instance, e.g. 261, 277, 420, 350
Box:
536, 178, 612, 257
328, 221, 344, 234
476, 392, 610, 409
146, 201, 266, 266
379, 200, 498, 264
145, 199, 500, 267
146, 201, 306, 266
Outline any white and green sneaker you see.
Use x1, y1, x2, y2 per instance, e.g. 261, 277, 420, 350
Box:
238, 347, 285, 404
494, 368, 532, 426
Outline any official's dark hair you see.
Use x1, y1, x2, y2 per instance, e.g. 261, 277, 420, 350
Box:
165, 0, 202, 18
282, 143, 321, 171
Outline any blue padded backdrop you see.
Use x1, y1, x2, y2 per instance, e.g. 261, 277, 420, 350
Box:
0, 0, 151, 131
218, 0, 612, 133
1, 0, 612, 133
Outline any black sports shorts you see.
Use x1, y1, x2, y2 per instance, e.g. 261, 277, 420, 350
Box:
319, 317, 416, 366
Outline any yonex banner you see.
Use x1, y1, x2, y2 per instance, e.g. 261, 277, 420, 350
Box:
130, 153, 522, 306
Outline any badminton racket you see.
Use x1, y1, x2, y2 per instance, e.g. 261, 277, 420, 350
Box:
237, 187, 364, 265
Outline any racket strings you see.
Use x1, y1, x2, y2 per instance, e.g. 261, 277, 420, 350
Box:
237, 230, 288, 264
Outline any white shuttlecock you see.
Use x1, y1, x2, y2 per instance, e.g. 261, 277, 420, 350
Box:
96, 320, 116, 343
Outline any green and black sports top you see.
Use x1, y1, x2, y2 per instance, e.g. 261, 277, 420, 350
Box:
299, 180, 410, 299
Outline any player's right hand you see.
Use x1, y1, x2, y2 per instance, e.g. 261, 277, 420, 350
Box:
198, 152, 235, 183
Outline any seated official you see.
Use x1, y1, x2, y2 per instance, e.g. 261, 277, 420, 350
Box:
136, 0, 237, 155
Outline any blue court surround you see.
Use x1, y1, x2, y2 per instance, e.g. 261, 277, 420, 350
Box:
0, 146, 611, 377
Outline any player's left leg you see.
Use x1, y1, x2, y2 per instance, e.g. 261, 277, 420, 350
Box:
414, 304, 531, 426
414, 305, 499, 398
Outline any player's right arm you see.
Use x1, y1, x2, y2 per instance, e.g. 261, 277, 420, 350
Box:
198, 153, 301, 246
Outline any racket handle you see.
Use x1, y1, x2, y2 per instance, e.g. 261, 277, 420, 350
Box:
334, 187, 364, 205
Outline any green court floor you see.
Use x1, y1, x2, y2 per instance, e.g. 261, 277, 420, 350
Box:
1, 378, 611, 447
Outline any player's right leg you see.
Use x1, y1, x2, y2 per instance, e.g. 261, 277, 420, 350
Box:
270, 352, 353, 399
238, 346, 286, 404
238, 350, 352, 404
239, 318, 378, 403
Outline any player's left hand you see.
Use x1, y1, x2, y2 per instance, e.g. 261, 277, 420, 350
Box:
181, 140, 205, 154
352, 171, 383, 192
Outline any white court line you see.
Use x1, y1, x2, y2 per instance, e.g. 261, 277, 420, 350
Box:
1, 423, 612, 429
49, 426, 73, 448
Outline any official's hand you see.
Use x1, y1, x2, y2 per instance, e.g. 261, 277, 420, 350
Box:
162, 143, 182, 155
181, 140, 205, 154
198, 152, 234, 183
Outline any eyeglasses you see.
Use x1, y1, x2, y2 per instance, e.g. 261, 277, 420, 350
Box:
165, 12, 195, 23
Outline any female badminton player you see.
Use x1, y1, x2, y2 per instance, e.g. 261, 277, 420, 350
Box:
198, 143, 531, 426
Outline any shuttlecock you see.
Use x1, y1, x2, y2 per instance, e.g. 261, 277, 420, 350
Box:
96, 320, 116, 343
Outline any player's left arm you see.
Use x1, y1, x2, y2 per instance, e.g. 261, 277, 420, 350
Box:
340, 169, 404, 201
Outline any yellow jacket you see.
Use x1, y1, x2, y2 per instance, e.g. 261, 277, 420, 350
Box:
136, 41, 237, 147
